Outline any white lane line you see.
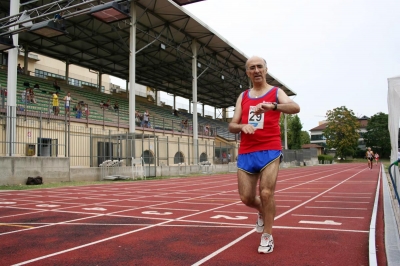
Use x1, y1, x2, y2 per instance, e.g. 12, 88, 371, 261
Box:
191, 166, 365, 265
305, 207, 367, 210
322, 196, 370, 198
273, 225, 368, 233
148, 207, 200, 212
177, 202, 224, 205
328, 192, 371, 194
292, 214, 364, 219
192, 230, 256, 266
315, 201, 369, 204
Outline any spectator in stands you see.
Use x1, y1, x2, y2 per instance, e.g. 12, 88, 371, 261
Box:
99, 100, 104, 109
228, 153, 231, 163
53, 80, 61, 92
75, 103, 82, 118
33, 83, 40, 90
17, 64, 23, 74
29, 88, 36, 104
105, 99, 112, 110
63, 92, 72, 116
113, 101, 119, 112
84, 104, 89, 118
143, 109, 150, 128
135, 110, 140, 125
183, 119, 188, 129
21, 88, 29, 104
173, 109, 179, 116
52, 92, 60, 115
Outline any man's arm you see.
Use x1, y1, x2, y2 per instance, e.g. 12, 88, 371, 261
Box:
229, 92, 256, 134
254, 88, 300, 115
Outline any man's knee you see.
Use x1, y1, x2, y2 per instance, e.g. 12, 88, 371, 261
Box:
260, 188, 274, 201
240, 194, 257, 207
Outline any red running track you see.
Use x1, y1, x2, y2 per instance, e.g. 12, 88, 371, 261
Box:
0, 163, 385, 265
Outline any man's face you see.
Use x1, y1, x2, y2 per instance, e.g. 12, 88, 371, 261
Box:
246, 57, 267, 84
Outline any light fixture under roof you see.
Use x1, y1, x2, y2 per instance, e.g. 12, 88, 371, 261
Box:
0, 35, 15, 51
171, 0, 205, 6
29, 20, 68, 38
89, 2, 130, 23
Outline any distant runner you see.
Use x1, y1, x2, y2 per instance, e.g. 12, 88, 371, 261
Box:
366, 147, 374, 170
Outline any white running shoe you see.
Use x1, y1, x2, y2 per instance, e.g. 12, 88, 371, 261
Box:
258, 233, 274, 254
255, 213, 264, 233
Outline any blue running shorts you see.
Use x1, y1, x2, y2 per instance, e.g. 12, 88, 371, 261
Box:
237, 150, 282, 174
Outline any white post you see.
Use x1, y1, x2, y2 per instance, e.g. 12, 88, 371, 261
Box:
192, 39, 198, 164
6, 0, 19, 156
284, 114, 288, 149
128, 2, 136, 133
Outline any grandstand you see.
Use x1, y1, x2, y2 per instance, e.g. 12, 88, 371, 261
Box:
0, 0, 303, 185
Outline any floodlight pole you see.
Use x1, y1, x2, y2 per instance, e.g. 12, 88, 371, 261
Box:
192, 39, 198, 164
6, 0, 19, 156
128, 1, 136, 133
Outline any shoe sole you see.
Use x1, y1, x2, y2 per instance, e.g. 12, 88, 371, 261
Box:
258, 246, 274, 254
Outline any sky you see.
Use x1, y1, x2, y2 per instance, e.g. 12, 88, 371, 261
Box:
111, 0, 400, 132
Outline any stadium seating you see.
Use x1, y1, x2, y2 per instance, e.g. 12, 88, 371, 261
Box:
0, 69, 235, 139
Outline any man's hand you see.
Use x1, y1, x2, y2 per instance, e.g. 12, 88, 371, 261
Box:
241, 124, 257, 134
254, 102, 274, 115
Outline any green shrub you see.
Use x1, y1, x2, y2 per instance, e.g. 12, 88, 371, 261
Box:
325, 155, 333, 164
318, 155, 325, 163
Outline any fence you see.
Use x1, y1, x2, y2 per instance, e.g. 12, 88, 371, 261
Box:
0, 112, 236, 176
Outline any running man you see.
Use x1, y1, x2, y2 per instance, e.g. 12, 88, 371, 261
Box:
229, 56, 300, 254
374, 152, 379, 165
366, 147, 374, 169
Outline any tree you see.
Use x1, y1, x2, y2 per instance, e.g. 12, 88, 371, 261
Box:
364, 112, 391, 158
301, 131, 310, 146
280, 114, 304, 149
289, 115, 302, 149
323, 106, 359, 159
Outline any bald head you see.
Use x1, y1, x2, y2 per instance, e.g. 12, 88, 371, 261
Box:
245, 56, 267, 70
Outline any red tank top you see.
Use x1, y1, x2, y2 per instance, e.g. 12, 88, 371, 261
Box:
239, 87, 282, 154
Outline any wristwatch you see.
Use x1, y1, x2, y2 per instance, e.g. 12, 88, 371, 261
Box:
272, 102, 278, 111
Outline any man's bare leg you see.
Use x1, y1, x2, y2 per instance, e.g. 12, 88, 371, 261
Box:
237, 170, 262, 212
259, 159, 280, 234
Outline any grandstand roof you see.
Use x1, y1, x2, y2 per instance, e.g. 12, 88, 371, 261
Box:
0, 0, 296, 109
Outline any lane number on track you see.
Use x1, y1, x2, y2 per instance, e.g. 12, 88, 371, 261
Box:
211, 215, 248, 220
142, 211, 173, 215
299, 220, 342, 225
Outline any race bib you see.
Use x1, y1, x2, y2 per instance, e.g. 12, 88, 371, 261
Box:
248, 106, 264, 129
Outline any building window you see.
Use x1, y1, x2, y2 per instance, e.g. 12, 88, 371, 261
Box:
174, 151, 185, 164
142, 150, 154, 164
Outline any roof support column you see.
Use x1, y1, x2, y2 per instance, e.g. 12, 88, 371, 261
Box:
173, 95, 176, 110
222, 108, 227, 121
202, 103, 204, 117
98, 70, 102, 92
6, 0, 19, 156
23, 45, 28, 75
128, 1, 136, 133
214, 107, 216, 119
65, 58, 69, 84
192, 39, 198, 164
189, 99, 191, 114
